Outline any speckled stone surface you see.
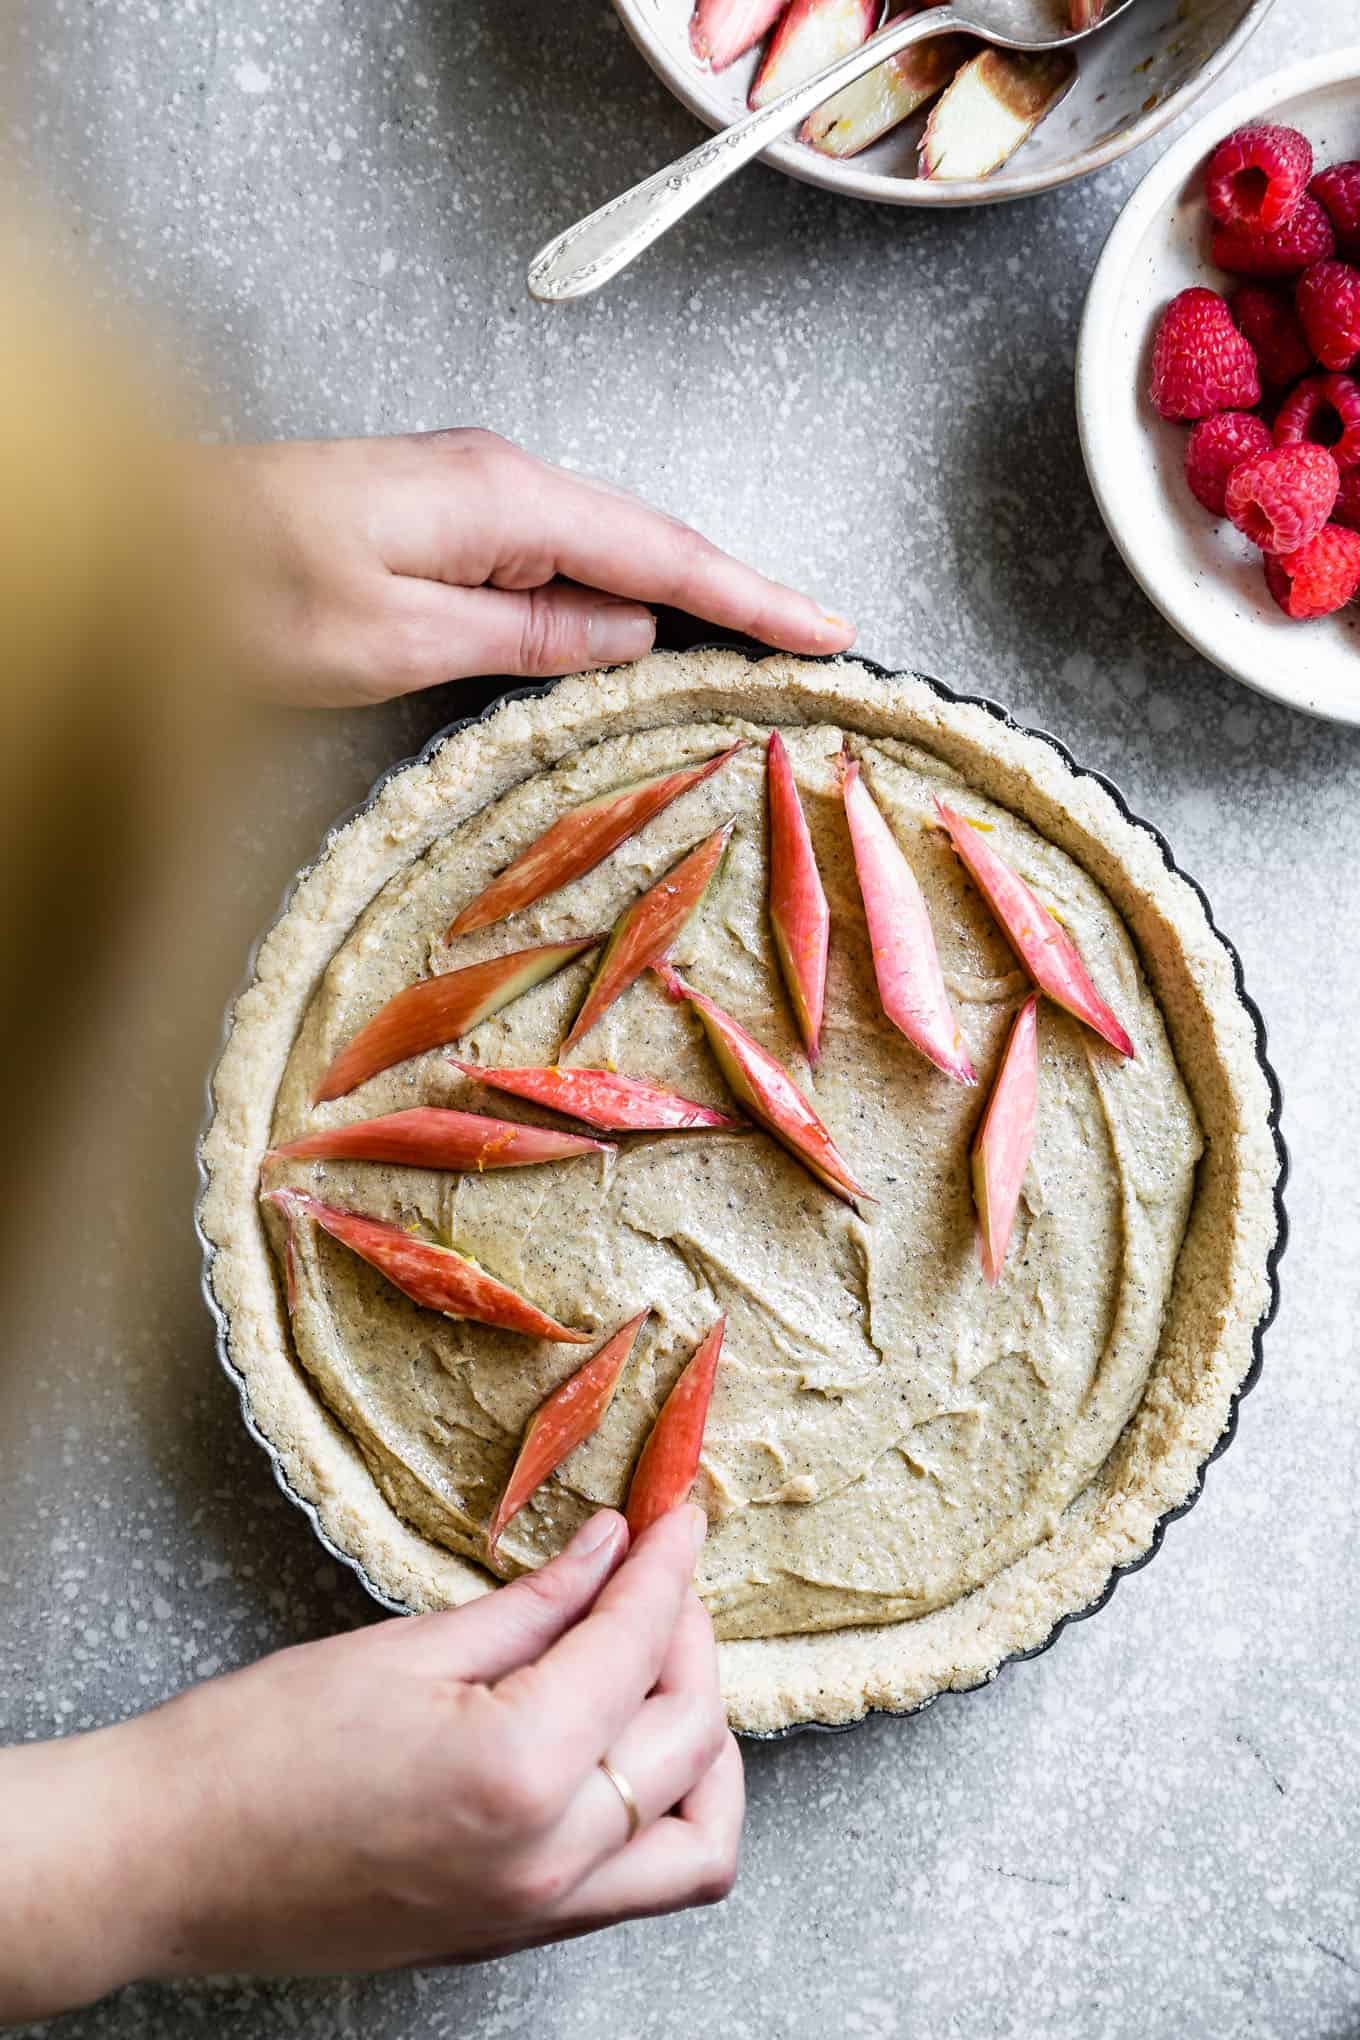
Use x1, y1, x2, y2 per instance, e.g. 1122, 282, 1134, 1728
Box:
5, 2, 1359, 2035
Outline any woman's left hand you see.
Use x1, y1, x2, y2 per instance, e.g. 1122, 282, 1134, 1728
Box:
195, 428, 854, 707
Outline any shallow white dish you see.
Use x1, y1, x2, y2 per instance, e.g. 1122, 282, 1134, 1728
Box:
1078, 48, 1360, 724
611, 0, 1273, 208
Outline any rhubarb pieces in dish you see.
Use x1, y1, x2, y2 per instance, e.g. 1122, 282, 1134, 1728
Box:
687, 0, 1078, 181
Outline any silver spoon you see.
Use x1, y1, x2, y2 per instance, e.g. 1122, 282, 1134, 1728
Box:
529, 0, 1134, 302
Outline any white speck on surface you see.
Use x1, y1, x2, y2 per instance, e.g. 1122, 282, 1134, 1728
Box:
232, 59, 271, 95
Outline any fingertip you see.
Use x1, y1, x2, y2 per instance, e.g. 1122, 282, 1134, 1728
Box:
566, 1508, 629, 1566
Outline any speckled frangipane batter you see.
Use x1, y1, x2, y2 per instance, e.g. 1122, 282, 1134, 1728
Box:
266, 721, 1200, 1641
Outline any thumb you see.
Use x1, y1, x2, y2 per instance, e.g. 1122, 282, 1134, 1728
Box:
401, 1510, 630, 1685
402, 579, 658, 687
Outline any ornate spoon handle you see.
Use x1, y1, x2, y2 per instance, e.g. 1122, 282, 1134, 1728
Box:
527, 7, 963, 303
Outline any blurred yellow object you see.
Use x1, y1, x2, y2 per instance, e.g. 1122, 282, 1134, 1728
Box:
1, 244, 157, 958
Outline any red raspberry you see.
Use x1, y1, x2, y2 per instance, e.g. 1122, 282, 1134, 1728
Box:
1225, 442, 1339, 553
1273, 373, 1360, 470
1296, 260, 1360, 371
1334, 464, 1360, 532
1264, 523, 1360, 618
1148, 287, 1261, 420
1206, 124, 1313, 232
1311, 161, 1360, 262
1184, 411, 1273, 516
1231, 285, 1314, 390
1213, 194, 1335, 279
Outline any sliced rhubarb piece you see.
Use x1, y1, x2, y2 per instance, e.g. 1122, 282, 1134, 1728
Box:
313, 937, 600, 1104
489, 1309, 651, 1560
447, 1059, 742, 1134
656, 963, 867, 1205
264, 1187, 592, 1342
749, 0, 880, 111
447, 744, 744, 940
690, 0, 786, 69
267, 1107, 611, 1172
1068, 0, 1105, 24
766, 730, 829, 1063
934, 798, 1134, 1058
560, 820, 735, 1059
803, 7, 972, 158
840, 749, 975, 1084
971, 994, 1039, 1287
919, 47, 1075, 180
625, 1316, 725, 1541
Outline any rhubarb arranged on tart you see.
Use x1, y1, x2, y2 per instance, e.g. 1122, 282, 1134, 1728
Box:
200, 651, 1280, 1734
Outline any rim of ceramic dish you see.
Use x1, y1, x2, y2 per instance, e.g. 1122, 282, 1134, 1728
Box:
608, 0, 1277, 208
1077, 46, 1360, 722
195, 653, 1288, 1734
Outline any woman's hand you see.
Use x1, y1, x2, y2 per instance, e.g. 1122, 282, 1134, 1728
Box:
195, 429, 854, 706
0, 1507, 739, 2020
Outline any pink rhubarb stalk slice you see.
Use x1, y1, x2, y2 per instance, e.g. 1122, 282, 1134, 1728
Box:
560, 820, 735, 1058
933, 798, 1134, 1058
488, 1309, 651, 1560
689, 0, 785, 69
840, 749, 975, 1084
264, 1187, 591, 1343
625, 1316, 726, 1540
313, 937, 600, 1104
656, 963, 867, 1205
766, 730, 829, 1063
447, 744, 744, 940
267, 1107, 612, 1172
1068, 0, 1105, 24
750, 0, 879, 110
971, 994, 1039, 1287
919, 47, 1075, 180
448, 1059, 742, 1134
804, 5, 973, 158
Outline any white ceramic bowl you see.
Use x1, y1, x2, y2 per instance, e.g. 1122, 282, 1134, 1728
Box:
611, 0, 1273, 207
1078, 48, 1360, 723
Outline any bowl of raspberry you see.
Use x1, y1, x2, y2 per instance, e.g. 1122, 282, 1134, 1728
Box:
613, 0, 1274, 207
1078, 48, 1360, 722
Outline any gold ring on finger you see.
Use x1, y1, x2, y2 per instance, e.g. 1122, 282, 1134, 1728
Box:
597, 1755, 641, 1842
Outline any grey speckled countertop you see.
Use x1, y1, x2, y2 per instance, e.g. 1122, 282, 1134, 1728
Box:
5, 2, 1359, 2035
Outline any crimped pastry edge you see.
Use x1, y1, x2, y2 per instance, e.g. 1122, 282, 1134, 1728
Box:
197, 651, 1282, 1736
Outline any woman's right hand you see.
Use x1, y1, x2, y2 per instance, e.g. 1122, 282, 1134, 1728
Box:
0, 1506, 740, 2019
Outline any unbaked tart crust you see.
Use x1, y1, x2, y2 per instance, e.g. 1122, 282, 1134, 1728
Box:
199, 651, 1280, 1736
